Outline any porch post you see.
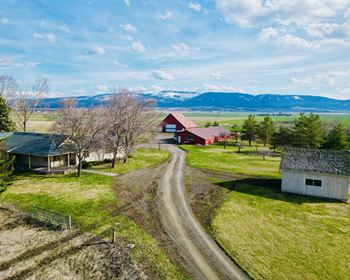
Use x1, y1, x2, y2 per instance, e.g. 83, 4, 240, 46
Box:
28, 155, 31, 169
67, 154, 70, 167
48, 156, 51, 172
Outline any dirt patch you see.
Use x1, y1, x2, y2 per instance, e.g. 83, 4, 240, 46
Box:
113, 163, 191, 277
0, 208, 146, 280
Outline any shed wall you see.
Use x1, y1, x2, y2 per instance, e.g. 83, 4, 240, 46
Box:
281, 170, 349, 201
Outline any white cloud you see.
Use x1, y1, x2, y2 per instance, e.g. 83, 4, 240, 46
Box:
97, 85, 108, 92
210, 73, 222, 80
0, 58, 12, 67
88, 46, 106, 55
123, 0, 130, 6
188, 2, 202, 12
32, 32, 56, 44
258, 27, 279, 41
59, 25, 71, 33
159, 11, 173, 20
202, 83, 245, 92
171, 42, 199, 53
112, 60, 128, 68
151, 85, 164, 91
216, 0, 350, 28
290, 77, 312, 84
0, 17, 9, 24
278, 34, 319, 49
150, 70, 175, 80
120, 23, 137, 33
131, 41, 146, 53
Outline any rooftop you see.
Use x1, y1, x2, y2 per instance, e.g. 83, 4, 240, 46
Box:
0, 132, 74, 156
280, 148, 350, 176
187, 126, 229, 140
169, 112, 197, 129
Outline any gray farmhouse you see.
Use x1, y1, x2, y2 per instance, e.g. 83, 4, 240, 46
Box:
280, 148, 350, 202
0, 132, 118, 174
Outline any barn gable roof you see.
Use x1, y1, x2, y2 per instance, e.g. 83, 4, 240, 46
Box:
0, 132, 75, 156
187, 126, 229, 140
280, 148, 350, 176
165, 113, 197, 129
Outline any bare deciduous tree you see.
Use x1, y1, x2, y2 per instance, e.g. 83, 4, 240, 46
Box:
13, 78, 48, 131
103, 88, 156, 165
53, 99, 104, 177
0, 75, 16, 99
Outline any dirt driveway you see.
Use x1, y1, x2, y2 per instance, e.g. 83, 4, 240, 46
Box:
158, 144, 249, 280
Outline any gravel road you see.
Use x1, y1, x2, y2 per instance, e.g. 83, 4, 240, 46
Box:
157, 144, 249, 280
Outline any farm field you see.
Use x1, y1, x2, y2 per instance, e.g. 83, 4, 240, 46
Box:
0, 209, 143, 279
212, 182, 350, 280
180, 143, 281, 179
10, 112, 56, 133
90, 148, 170, 174
1, 172, 185, 279
180, 111, 350, 129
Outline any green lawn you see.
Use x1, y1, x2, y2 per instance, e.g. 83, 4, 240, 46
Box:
180, 144, 281, 178
2, 172, 185, 279
91, 148, 170, 174
212, 183, 350, 280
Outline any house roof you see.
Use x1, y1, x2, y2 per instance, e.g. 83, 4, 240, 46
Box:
187, 126, 229, 140
167, 113, 197, 129
0, 132, 75, 156
280, 148, 350, 176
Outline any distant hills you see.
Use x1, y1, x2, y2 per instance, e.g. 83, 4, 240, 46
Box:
38, 91, 350, 112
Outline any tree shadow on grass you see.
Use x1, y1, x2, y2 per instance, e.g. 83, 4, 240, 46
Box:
214, 177, 340, 204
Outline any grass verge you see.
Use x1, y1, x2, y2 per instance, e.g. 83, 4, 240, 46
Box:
91, 148, 170, 174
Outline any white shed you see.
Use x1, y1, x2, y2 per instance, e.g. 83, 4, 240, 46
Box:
280, 148, 350, 202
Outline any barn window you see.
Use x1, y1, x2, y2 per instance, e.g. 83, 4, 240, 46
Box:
186, 134, 194, 141
305, 178, 322, 187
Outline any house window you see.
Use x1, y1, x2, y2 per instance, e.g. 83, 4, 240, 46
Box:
305, 178, 322, 187
186, 134, 194, 141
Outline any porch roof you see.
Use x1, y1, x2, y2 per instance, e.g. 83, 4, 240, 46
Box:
0, 132, 75, 157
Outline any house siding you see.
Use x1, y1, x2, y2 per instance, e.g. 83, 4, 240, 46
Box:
281, 170, 349, 201
85, 150, 123, 162
160, 114, 186, 132
175, 130, 227, 145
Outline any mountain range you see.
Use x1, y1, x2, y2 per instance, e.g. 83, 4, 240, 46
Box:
38, 91, 350, 112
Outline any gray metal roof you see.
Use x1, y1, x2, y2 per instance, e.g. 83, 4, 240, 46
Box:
0, 132, 75, 156
280, 148, 350, 176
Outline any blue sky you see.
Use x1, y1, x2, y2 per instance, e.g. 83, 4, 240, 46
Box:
1, 0, 350, 99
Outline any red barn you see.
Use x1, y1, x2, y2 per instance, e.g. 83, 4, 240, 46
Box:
175, 126, 229, 145
159, 113, 197, 132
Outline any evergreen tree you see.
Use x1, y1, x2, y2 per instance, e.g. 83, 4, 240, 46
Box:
205, 122, 211, 127
213, 121, 219, 126
0, 141, 13, 196
270, 127, 293, 151
0, 94, 15, 132
293, 113, 324, 148
241, 114, 257, 146
258, 116, 275, 146
323, 123, 349, 150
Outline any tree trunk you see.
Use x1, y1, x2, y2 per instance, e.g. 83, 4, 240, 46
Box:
77, 158, 82, 177
111, 152, 117, 168
123, 157, 128, 163
249, 138, 252, 146
23, 120, 26, 132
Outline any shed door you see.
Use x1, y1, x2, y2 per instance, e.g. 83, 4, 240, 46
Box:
165, 124, 176, 132
177, 136, 181, 144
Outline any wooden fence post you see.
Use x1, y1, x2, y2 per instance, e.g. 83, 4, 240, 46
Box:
68, 215, 72, 230
112, 228, 116, 243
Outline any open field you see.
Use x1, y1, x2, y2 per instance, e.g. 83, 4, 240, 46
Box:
10, 112, 56, 133
173, 111, 350, 129
2, 172, 185, 279
180, 143, 281, 179
90, 148, 170, 174
0, 209, 144, 279
211, 182, 350, 280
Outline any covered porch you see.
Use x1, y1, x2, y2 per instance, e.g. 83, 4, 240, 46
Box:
13, 153, 77, 174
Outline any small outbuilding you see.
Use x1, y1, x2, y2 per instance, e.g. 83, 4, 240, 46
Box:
159, 112, 197, 132
175, 126, 229, 145
280, 148, 350, 202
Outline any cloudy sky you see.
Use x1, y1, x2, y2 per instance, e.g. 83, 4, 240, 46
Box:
1, 0, 350, 99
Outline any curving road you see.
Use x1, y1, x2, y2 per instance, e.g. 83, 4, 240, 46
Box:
157, 144, 249, 280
